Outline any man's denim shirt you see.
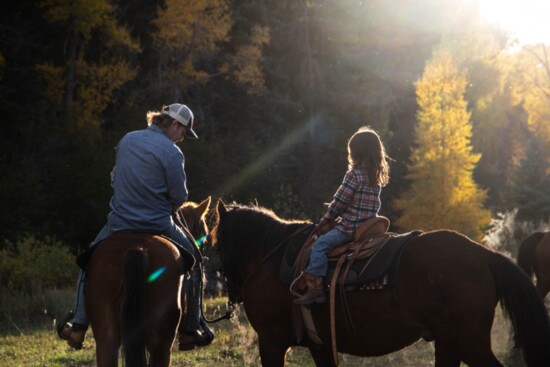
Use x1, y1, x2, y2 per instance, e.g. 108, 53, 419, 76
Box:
108, 124, 188, 232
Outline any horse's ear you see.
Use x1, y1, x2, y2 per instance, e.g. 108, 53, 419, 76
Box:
216, 199, 227, 217
196, 196, 211, 219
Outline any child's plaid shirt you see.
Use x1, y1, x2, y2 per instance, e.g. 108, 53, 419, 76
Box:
327, 168, 381, 235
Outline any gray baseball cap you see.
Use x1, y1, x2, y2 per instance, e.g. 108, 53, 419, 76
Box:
162, 103, 198, 139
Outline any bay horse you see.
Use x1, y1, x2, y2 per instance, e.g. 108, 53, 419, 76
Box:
517, 232, 550, 298
212, 201, 550, 367
85, 197, 211, 367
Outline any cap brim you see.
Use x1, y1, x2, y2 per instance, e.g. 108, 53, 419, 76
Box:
186, 128, 198, 139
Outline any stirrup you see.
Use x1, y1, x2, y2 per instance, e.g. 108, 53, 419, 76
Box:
55, 311, 74, 339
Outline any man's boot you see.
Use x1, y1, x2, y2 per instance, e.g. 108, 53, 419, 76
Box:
294, 273, 326, 305
56, 312, 87, 350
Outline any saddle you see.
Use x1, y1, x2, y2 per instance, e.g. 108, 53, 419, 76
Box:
281, 215, 411, 288
283, 216, 421, 365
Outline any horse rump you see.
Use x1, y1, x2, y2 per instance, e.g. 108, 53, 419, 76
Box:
517, 232, 545, 280
121, 247, 148, 367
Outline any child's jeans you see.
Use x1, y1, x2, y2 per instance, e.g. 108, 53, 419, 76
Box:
305, 228, 353, 277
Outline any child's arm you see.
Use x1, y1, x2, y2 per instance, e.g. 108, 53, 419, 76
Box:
326, 170, 359, 219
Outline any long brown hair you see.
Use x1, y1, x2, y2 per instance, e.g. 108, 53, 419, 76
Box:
348, 126, 390, 187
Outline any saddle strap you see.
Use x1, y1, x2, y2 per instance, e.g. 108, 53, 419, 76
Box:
329, 254, 347, 366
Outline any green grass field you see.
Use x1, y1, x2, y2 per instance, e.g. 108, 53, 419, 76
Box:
0, 294, 531, 367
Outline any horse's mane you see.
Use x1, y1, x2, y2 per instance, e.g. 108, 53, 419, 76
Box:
213, 202, 310, 288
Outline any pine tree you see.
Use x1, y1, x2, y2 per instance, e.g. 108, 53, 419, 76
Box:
395, 48, 491, 241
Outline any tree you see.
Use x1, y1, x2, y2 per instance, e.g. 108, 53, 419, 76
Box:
395, 48, 491, 241
37, 0, 140, 135
507, 44, 550, 149
505, 136, 550, 222
151, 0, 233, 100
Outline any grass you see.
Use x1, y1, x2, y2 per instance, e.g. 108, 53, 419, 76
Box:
0, 292, 532, 367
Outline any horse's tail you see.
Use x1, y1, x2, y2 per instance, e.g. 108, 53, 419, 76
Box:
517, 232, 544, 280
121, 248, 148, 367
489, 253, 550, 367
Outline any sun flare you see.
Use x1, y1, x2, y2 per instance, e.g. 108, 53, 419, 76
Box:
478, 0, 550, 45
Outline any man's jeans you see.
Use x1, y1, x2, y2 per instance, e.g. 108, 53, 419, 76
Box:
305, 228, 353, 277
72, 222, 201, 332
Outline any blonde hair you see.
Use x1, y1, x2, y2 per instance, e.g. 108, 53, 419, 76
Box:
146, 108, 174, 127
347, 126, 390, 187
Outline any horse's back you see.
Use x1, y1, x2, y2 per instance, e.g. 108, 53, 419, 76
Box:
399, 229, 496, 284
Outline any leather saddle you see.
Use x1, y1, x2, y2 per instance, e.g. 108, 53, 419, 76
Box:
281, 216, 420, 289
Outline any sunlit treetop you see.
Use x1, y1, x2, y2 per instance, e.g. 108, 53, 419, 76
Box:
478, 0, 550, 46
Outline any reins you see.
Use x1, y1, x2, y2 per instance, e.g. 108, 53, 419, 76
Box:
242, 223, 316, 287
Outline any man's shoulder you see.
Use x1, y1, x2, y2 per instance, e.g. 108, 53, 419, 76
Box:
121, 127, 168, 146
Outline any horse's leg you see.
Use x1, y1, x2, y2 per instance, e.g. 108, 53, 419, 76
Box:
432, 318, 503, 366
433, 340, 461, 367
94, 332, 120, 367
257, 334, 290, 367
147, 291, 180, 367
307, 345, 337, 367
438, 339, 502, 367
147, 319, 179, 367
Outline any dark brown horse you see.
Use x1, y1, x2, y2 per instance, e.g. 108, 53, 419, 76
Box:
85, 197, 211, 367
517, 232, 550, 298
212, 201, 550, 367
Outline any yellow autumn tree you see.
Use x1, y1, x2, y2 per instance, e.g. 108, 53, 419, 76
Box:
506, 44, 550, 161
36, 0, 140, 135
395, 48, 491, 241
222, 24, 270, 95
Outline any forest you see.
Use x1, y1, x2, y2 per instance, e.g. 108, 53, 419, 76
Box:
1, 0, 550, 254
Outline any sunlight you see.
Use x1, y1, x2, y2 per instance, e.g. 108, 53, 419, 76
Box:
478, 0, 550, 45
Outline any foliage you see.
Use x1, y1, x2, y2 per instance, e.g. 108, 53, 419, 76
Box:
38, 0, 140, 135
222, 24, 270, 95
395, 48, 492, 241
505, 137, 550, 222
271, 183, 308, 220
152, 0, 233, 97
0, 235, 77, 295
507, 44, 550, 148
2, 0, 549, 256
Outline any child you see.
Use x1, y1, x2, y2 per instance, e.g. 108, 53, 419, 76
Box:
294, 126, 390, 305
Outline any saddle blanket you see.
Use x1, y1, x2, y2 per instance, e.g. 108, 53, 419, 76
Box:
281, 230, 422, 288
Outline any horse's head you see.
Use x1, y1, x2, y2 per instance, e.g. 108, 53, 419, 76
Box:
173, 196, 211, 246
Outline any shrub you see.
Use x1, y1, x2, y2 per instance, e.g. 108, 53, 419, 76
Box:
0, 235, 77, 295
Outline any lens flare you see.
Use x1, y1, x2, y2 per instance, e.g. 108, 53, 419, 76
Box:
195, 235, 208, 247
147, 266, 167, 283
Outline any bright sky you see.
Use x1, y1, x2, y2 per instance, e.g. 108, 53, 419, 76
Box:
478, 0, 550, 45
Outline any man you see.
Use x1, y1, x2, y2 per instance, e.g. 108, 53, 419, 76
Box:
58, 103, 209, 350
